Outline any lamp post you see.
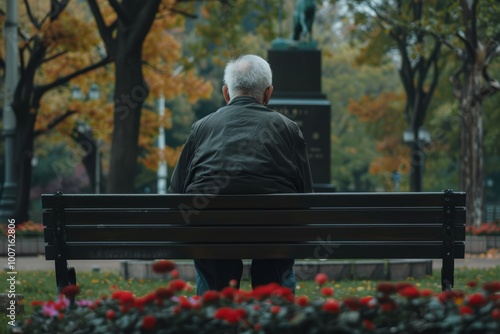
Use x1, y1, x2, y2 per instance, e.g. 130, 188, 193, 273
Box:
157, 95, 167, 194
0, 0, 19, 220
403, 127, 431, 192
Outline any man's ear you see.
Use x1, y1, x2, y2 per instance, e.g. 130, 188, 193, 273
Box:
222, 85, 230, 104
262, 85, 273, 106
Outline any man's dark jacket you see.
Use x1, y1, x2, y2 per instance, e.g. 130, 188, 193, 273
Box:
168, 96, 313, 194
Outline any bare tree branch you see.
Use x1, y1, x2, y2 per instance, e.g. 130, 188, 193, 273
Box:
34, 110, 76, 137
167, 6, 198, 18
450, 62, 465, 99
39, 56, 111, 95
87, 0, 117, 56
23, 0, 41, 29
42, 50, 68, 63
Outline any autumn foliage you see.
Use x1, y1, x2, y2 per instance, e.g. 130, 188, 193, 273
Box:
348, 92, 409, 183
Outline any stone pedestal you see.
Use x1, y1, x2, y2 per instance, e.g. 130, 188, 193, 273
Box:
267, 49, 331, 184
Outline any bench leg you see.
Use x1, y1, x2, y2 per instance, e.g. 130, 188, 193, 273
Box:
441, 256, 454, 291
55, 258, 77, 292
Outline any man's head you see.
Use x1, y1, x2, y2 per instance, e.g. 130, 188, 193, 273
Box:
222, 55, 274, 105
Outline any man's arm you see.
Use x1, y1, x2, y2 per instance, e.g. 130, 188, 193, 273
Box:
168, 133, 195, 194
294, 127, 314, 193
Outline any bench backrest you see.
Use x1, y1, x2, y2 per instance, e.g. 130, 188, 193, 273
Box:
42, 191, 465, 261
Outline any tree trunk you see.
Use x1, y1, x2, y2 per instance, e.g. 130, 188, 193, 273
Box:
460, 63, 483, 226
106, 40, 147, 193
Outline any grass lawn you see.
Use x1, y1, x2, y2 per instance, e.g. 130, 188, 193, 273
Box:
2, 265, 499, 318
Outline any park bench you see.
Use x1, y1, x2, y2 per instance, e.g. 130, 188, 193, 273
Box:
42, 189, 466, 293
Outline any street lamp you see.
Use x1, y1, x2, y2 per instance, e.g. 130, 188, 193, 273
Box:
88, 84, 100, 100
403, 127, 431, 192
0, 0, 19, 220
157, 95, 167, 194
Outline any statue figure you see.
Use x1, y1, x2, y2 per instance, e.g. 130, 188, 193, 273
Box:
292, 0, 316, 42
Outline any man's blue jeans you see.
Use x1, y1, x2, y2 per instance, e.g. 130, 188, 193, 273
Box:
194, 259, 295, 295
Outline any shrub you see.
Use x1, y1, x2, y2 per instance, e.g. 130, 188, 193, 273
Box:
13, 266, 500, 334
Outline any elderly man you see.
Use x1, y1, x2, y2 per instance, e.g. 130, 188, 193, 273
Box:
169, 54, 313, 295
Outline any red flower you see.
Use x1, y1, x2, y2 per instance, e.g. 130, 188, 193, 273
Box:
178, 296, 192, 310
398, 286, 420, 299
221, 287, 238, 300
111, 290, 135, 305
203, 290, 220, 304
483, 282, 500, 293
30, 300, 44, 308
229, 279, 238, 288
268, 286, 294, 303
466, 280, 478, 288
321, 287, 334, 297
491, 308, 500, 320
252, 283, 281, 300
296, 295, 309, 307
360, 296, 374, 307
420, 289, 433, 297
376, 282, 396, 295
105, 309, 116, 320
168, 279, 187, 292
141, 315, 157, 330
395, 282, 415, 292
362, 319, 374, 330
315, 273, 328, 286
380, 301, 397, 312
61, 284, 80, 299
214, 307, 244, 324
270, 305, 281, 314
438, 290, 464, 304
343, 297, 361, 311
152, 260, 175, 274
322, 299, 340, 314
155, 287, 174, 300
459, 305, 474, 316
467, 293, 487, 308
170, 269, 180, 279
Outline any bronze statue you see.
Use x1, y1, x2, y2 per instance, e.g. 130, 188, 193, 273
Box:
292, 0, 316, 42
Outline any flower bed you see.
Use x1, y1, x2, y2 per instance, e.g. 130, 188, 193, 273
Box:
14, 261, 500, 334
1, 221, 44, 238
0, 221, 45, 255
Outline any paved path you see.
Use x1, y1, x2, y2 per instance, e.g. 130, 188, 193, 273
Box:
3, 255, 499, 272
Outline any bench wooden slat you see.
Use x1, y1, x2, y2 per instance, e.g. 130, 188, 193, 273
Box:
42, 208, 466, 226
44, 242, 465, 260
41, 191, 466, 292
41, 192, 466, 209
43, 224, 465, 243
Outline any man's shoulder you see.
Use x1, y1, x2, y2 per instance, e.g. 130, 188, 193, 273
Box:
268, 108, 300, 131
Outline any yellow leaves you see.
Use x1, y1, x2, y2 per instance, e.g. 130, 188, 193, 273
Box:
348, 92, 405, 123
40, 8, 99, 52
140, 145, 184, 171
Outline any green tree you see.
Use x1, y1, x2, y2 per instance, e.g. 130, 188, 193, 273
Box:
0, 0, 110, 222
345, 0, 448, 192
440, 0, 500, 225
314, 2, 401, 191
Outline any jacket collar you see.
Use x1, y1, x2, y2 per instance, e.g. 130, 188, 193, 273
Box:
227, 95, 261, 106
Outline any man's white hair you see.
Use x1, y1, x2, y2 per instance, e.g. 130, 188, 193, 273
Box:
223, 55, 272, 102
